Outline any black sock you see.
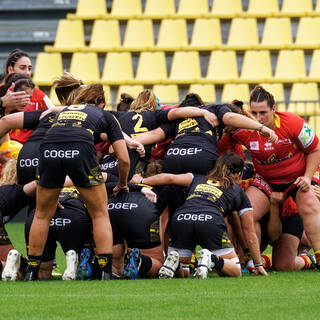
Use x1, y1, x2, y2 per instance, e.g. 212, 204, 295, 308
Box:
138, 255, 152, 277
97, 254, 112, 273
0, 261, 3, 274
27, 255, 41, 274
20, 254, 28, 272
211, 254, 224, 271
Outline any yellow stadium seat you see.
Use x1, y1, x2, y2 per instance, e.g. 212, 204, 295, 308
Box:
89, 20, 121, 52
280, 0, 313, 17
70, 53, 100, 84
288, 83, 319, 116
261, 18, 293, 49
101, 52, 133, 85
309, 50, 320, 81
189, 84, 216, 103
240, 51, 272, 83
190, 19, 222, 50
157, 19, 188, 51
116, 85, 144, 103
49, 86, 61, 106
274, 50, 306, 82
45, 20, 85, 52
177, 0, 209, 18
227, 18, 259, 49
103, 85, 111, 106
295, 17, 320, 49
211, 0, 243, 18
246, 0, 279, 17
259, 83, 286, 111
153, 85, 179, 104
308, 115, 320, 137
316, 0, 320, 13
135, 52, 168, 84
123, 19, 155, 51
110, 0, 142, 18
33, 53, 63, 86
144, 0, 176, 19
206, 51, 238, 83
169, 51, 201, 83
67, 0, 107, 20
221, 84, 250, 103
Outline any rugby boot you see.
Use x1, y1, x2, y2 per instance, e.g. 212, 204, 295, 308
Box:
299, 250, 317, 269
122, 248, 141, 280
62, 250, 78, 280
77, 248, 93, 280
194, 249, 213, 279
159, 250, 179, 279
2, 249, 21, 281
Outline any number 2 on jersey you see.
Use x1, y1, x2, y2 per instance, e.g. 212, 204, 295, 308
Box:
132, 114, 148, 136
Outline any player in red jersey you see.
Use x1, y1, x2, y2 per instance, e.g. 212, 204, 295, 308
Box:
231, 86, 320, 269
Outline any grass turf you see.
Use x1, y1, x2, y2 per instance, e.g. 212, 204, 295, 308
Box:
2, 223, 320, 320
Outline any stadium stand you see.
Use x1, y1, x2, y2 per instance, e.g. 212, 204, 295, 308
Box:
1, 0, 320, 115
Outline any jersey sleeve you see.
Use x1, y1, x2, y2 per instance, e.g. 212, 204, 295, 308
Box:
205, 104, 231, 126
103, 111, 124, 143
153, 110, 170, 126
235, 185, 253, 217
290, 116, 319, 153
23, 110, 45, 130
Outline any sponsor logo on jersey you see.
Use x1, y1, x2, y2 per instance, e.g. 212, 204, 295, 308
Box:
44, 150, 80, 158
176, 213, 213, 221
50, 218, 71, 227
167, 147, 202, 156
264, 142, 273, 151
19, 158, 39, 167
298, 123, 315, 148
108, 202, 138, 210
250, 141, 259, 150
101, 160, 118, 170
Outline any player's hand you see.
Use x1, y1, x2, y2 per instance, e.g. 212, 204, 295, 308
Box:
204, 110, 219, 127
130, 174, 142, 184
57, 201, 64, 210
127, 139, 145, 158
260, 126, 278, 142
0, 150, 11, 163
252, 265, 268, 276
294, 176, 311, 192
1, 83, 30, 111
141, 187, 157, 203
113, 184, 129, 197
312, 184, 320, 200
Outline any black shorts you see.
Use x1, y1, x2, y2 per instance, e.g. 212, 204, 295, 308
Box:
17, 141, 40, 185
108, 193, 161, 249
37, 142, 104, 188
163, 147, 216, 175
170, 211, 233, 251
25, 204, 93, 262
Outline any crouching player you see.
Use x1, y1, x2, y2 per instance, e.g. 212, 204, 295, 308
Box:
137, 153, 267, 278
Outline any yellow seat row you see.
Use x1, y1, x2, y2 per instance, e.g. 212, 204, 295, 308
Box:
67, 0, 320, 20
48, 82, 320, 116
44, 17, 320, 53
34, 50, 320, 86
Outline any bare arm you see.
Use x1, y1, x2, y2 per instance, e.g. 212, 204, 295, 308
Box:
112, 139, 130, 189
268, 192, 283, 242
133, 127, 166, 145
240, 210, 268, 276
168, 107, 219, 127
22, 181, 37, 197
0, 112, 25, 138
295, 144, 320, 192
222, 112, 278, 142
138, 172, 193, 187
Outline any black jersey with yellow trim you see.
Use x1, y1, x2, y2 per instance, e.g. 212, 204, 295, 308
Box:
42, 105, 123, 145
176, 174, 252, 218
0, 184, 34, 224
160, 104, 231, 153
110, 109, 170, 137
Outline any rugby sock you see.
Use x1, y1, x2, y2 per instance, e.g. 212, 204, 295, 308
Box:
0, 225, 12, 245
211, 254, 224, 271
0, 261, 3, 274
314, 250, 320, 267
25, 255, 41, 280
19, 254, 28, 272
261, 254, 272, 269
298, 253, 312, 269
138, 254, 152, 277
97, 254, 112, 273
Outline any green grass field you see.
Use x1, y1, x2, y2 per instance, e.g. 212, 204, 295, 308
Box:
2, 223, 320, 320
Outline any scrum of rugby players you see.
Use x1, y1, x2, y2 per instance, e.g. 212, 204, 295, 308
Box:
1, 70, 319, 282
